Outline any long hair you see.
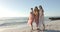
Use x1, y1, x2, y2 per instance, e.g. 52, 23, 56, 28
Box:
39, 5, 44, 16
33, 6, 39, 16
39, 5, 44, 12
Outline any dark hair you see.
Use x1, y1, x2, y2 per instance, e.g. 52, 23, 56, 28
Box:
35, 6, 38, 8
31, 8, 33, 10
31, 8, 33, 12
39, 5, 44, 12
39, 5, 42, 9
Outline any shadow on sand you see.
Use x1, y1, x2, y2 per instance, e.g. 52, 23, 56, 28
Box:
37, 30, 60, 32
30, 29, 60, 32
44, 29, 60, 32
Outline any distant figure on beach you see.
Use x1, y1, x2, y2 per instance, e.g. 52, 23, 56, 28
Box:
39, 5, 45, 30
28, 8, 34, 30
33, 6, 39, 30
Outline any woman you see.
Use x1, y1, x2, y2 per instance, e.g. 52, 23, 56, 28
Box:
28, 8, 34, 30
33, 6, 39, 30
39, 5, 45, 30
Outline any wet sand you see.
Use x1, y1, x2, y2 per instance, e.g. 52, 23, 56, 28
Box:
0, 20, 60, 32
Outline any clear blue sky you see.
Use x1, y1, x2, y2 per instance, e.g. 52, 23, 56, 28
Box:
0, 0, 60, 18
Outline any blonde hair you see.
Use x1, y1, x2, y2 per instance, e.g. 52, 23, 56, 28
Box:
33, 6, 39, 16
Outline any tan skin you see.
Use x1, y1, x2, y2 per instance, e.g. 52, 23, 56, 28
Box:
33, 6, 39, 29
28, 8, 34, 30
30, 8, 33, 30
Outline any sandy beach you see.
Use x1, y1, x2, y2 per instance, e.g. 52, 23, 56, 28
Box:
0, 20, 60, 32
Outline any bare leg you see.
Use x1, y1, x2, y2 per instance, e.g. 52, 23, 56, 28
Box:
29, 23, 33, 32
43, 24, 45, 31
36, 21, 40, 30
30, 23, 33, 30
31, 24, 33, 30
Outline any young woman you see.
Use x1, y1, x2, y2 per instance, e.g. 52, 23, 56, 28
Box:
39, 5, 45, 30
33, 6, 39, 30
28, 8, 34, 30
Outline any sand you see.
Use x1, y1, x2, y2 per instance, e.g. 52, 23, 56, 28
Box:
0, 20, 60, 32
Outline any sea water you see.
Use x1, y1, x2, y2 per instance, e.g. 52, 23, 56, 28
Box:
0, 17, 50, 29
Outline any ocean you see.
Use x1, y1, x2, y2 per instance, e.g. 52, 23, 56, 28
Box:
0, 17, 50, 29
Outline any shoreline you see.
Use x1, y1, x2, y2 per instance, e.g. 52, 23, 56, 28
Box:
0, 20, 60, 32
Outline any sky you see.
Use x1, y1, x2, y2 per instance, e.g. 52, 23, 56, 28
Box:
0, 0, 60, 18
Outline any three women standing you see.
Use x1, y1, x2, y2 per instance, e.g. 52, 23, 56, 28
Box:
28, 5, 45, 30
